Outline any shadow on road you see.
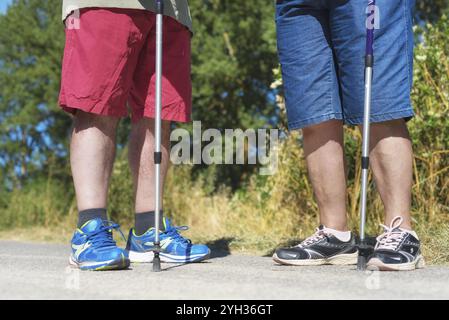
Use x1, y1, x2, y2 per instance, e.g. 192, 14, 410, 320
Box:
155, 238, 234, 272
263, 238, 303, 257
206, 237, 234, 259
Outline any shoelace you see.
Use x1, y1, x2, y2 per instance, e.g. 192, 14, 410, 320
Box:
375, 216, 407, 251
84, 220, 126, 248
297, 227, 328, 248
163, 225, 192, 245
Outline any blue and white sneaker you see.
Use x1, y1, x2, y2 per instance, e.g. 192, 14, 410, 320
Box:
69, 218, 130, 271
126, 218, 211, 263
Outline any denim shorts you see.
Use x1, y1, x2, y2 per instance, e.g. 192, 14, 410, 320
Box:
276, 0, 416, 130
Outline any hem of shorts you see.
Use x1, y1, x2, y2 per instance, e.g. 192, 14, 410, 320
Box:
59, 97, 127, 118
130, 100, 191, 124
288, 113, 343, 131
141, 110, 191, 123
344, 109, 415, 126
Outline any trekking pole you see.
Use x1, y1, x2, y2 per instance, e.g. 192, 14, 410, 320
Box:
357, 0, 376, 271
153, 0, 164, 273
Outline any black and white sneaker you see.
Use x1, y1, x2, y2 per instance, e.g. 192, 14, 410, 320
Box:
273, 225, 358, 266
367, 216, 425, 271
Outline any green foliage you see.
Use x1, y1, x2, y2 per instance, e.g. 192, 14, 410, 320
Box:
108, 149, 134, 225
410, 15, 449, 220
189, 0, 278, 129
415, 0, 449, 23
187, 0, 279, 187
0, 176, 75, 230
412, 16, 449, 147
0, 0, 70, 186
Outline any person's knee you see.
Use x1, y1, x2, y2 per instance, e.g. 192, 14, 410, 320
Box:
369, 119, 411, 141
131, 118, 171, 142
73, 111, 120, 133
303, 120, 343, 137
302, 120, 344, 154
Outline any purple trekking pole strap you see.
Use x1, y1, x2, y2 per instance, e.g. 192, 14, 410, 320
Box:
365, 0, 376, 67
156, 0, 163, 14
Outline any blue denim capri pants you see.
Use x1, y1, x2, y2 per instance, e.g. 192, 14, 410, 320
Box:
276, 0, 416, 130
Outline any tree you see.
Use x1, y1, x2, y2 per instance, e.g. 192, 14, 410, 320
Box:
189, 0, 278, 130
187, 0, 279, 188
0, 0, 69, 186
415, 0, 449, 23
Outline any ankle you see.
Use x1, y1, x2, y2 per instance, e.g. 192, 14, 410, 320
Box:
77, 208, 107, 228
320, 221, 349, 233
322, 226, 352, 242
134, 210, 164, 235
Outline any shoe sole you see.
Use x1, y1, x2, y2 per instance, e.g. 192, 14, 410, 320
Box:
272, 251, 358, 266
366, 255, 425, 271
128, 250, 211, 264
69, 254, 130, 271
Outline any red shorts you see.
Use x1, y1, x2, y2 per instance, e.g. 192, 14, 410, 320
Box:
59, 8, 192, 123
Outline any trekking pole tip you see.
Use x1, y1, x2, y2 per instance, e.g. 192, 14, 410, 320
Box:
357, 241, 373, 271
153, 253, 161, 272
357, 255, 367, 271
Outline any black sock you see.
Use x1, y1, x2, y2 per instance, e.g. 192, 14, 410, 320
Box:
78, 208, 107, 228
135, 211, 164, 235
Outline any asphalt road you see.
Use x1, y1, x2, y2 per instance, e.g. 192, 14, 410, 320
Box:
1, 240, 448, 300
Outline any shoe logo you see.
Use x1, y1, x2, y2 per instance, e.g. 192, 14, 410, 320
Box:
144, 238, 171, 250
391, 257, 402, 262
285, 253, 297, 258
72, 242, 92, 259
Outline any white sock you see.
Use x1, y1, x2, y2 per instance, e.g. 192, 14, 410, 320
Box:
323, 227, 351, 242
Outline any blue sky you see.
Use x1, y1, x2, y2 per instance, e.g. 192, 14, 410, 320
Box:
0, 0, 12, 14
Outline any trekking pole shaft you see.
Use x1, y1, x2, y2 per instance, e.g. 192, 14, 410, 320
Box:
359, 65, 372, 242
154, 0, 163, 247
359, 0, 375, 243
357, 0, 376, 271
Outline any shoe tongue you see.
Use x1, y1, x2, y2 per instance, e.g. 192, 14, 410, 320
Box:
163, 217, 172, 229
80, 218, 105, 233
385, 226, 402, 234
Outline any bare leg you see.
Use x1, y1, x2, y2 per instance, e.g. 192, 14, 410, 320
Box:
128, 118, 171, 213
303, 120, 348, 231
70, 111, 119, 211
364, 119, 413, 230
